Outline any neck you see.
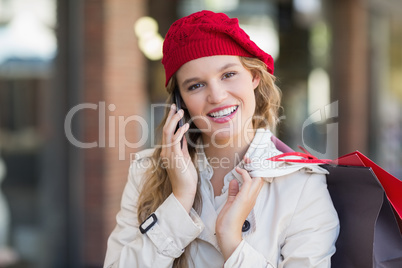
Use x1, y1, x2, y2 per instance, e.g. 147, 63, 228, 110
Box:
202, 129, 256, 170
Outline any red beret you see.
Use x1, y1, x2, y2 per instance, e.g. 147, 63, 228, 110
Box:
162, 10, 274, 87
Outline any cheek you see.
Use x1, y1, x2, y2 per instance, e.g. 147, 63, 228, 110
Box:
181, 96, 211, 129
242, 90, 257, 115
182, 96, 204, 118
183, 99, 197, 115
235, 82, 256, 106
187, 112, 210, 132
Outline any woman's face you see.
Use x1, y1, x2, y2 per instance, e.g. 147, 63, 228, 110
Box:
176, 55, 260, 145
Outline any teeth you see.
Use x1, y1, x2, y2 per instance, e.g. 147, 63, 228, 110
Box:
209, 106, 237, 118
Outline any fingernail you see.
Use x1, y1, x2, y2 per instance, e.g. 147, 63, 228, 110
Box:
179, 109, 184, 115
171, 103, 176, 109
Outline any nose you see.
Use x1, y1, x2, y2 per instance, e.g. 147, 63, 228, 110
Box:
207, 82, 227, 104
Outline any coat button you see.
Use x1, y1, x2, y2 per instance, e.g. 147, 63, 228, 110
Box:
242, 220, 250, 232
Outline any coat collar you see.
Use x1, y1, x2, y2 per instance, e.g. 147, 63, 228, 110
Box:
194, 129, 279, 249
193, 128, 327, 248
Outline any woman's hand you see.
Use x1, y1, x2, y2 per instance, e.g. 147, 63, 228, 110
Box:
215, 157, 264, 261
160, 104, 198, 213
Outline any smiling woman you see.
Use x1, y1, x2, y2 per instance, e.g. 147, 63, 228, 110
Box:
175, 55, 259, 144
104, 10, 339, 268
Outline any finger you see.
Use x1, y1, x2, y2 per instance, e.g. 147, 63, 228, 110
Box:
235, 166, 252, 185
171, 109, 185, 134
227, 179, 239, 203
182, 132, 190, 156
172, 123, 189, 151
164, 103, 177, 127
163, 109, 184, 147
162, 104, 177, 145
172, 122, 188, 141
243, 155, 251, 164
249, 177, 264, 196
250, 176, 263, 188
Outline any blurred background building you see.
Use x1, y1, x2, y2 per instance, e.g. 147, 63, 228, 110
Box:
0, 0, 401, 267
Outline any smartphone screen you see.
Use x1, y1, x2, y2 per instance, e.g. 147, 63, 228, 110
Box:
174, 89, 184, 147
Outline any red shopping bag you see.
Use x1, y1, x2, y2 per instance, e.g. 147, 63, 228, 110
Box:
268, 138, 402, 267
335, 151, 402, 226
326, 151, 402, 268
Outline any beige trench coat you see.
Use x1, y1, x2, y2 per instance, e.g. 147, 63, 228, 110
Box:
104, 129, 339, 267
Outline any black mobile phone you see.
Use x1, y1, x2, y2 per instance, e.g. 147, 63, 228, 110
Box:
174, 89, 184, 147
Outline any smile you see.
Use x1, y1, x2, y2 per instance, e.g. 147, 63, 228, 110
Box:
207, 105, 239, 118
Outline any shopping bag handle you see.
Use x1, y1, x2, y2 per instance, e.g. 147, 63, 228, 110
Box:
267, 150, 333, 164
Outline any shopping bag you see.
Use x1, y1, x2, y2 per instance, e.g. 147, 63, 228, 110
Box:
267, 138, 402, 267
325, 151, 402, 268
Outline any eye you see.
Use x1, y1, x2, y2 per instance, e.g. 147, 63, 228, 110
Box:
222, 72, 236, 79
188, 83, 204, 91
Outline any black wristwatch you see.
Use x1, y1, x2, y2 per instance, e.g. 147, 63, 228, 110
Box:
139, 213, 158, 234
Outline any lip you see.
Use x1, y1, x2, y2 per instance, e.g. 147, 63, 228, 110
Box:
207, 105, 239, 124
207, 105, 238, 114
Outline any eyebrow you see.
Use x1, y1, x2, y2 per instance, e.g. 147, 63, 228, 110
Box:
181, 62, 240, 88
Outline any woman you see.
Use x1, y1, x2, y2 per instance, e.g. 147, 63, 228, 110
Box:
104, 10, 339, 268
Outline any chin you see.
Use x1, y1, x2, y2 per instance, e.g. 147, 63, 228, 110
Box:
205, 125, 243, 145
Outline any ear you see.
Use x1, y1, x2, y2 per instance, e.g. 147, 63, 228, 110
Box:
252, 73, 261, 90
